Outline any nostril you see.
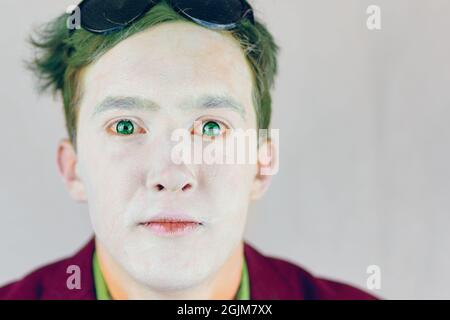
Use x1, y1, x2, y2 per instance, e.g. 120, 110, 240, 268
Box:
153, 183, 193, 192
182, 183, 192, 192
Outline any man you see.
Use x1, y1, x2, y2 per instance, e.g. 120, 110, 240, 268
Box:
1, 0, 377, 300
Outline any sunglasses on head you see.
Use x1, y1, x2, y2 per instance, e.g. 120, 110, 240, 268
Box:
77, 0, 255, 34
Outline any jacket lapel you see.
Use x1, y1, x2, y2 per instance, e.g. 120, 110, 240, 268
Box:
244, 241, 304, 299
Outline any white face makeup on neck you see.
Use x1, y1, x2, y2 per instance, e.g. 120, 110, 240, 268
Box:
60, 21, 275, 293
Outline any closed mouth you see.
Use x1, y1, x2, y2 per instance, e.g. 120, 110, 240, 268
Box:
140, 220, 203, 226
140, 217, 203, 225
137, 212, 204, 236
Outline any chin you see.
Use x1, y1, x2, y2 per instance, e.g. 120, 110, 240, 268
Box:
123, 250, 217, 291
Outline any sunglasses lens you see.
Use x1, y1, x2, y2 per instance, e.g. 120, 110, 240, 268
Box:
171, 0, 250, 26
104, 0, 156, 25
79, 0, 156, 33
79, 0, 117, 32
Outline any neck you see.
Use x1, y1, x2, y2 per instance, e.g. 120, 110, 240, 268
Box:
95, 238, 244, 300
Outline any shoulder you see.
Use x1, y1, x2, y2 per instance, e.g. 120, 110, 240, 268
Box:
0, 238, 96, 300
0, 258, 67, 299
243, 242, 379, 300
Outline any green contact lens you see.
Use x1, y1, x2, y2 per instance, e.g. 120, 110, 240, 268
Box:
203, 121, 221, 137
116, 120, 134, 135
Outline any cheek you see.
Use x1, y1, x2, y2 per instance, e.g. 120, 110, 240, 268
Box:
200, 162, 256, 208
79, 139, 146, 231
198, 164, 255, 242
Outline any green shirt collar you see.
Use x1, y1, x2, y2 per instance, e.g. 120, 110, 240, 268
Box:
92, 250, 250, 300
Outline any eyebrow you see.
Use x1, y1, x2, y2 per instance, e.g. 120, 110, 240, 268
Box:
91, 96, 159, 118
185, 94, 246, 119
91, 94, 246, 120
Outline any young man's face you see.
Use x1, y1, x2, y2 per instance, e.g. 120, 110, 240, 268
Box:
62, 21, 272, 290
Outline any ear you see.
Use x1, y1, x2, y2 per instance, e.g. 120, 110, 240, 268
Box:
56, 138, 87, 202
250, 137, 279, 200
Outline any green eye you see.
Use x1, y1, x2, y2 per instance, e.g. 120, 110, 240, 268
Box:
202, 121, 221, 137
116, 119, 134, 135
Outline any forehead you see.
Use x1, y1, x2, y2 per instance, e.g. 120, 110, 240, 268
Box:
80, 21, 255, 121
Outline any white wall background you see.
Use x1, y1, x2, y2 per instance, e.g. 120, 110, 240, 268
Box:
1, 0, 449, 299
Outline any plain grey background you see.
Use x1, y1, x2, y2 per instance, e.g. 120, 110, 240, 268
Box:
1, 0, 449, 299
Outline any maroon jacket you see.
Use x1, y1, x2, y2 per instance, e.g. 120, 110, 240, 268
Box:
0, 237, 377, 300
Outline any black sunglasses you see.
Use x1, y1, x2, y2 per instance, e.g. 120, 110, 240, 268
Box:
77, 0, 255, 34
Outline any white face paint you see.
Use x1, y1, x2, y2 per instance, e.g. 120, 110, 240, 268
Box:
75, 21, 259, 291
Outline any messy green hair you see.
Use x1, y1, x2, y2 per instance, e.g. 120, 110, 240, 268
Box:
28, 0, 279, 151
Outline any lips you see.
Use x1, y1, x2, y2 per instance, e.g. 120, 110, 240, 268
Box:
139, 212, 203, 236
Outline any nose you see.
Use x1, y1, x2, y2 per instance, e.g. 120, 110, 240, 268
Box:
146, 165, 196, 194
145, 124, 197, 194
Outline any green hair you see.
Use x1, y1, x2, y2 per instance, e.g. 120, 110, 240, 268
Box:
28, 0, 279, 151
